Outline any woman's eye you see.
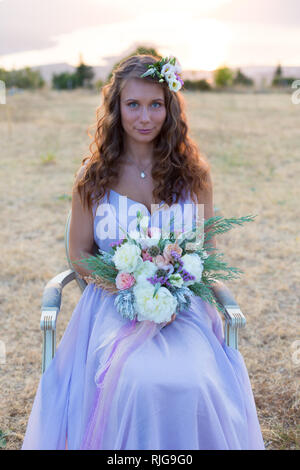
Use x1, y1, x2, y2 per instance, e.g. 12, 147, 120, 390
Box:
128, 102, 161, 108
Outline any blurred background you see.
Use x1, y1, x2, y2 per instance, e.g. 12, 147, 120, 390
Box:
1, 0, 300, 92
0, 0, 299, 450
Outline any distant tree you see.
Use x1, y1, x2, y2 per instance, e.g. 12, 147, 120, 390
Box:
271, 62, 298, 87
272, 75, 298, 87
52, 72, 79, 90
213, 66, 234, 88
183, 79, 211, 91
0, 67, 8, 84
133, 46, 161, 58
75, 60, 94, 88
21, 67, 45, 89
233, 68, 254, 86
0, 66, 44, 89
52, 53, 94, 90
274, 63, 283, 78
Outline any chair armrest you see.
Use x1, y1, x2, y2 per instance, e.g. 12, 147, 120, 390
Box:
40, 269, 77, 331
40, 269, 80, 373
210, 279, 246, 328
209, 279, 246, 350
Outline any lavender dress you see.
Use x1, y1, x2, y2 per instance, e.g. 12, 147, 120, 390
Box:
22, 189, 265, 450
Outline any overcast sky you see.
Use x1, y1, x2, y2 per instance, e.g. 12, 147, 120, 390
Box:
0, 0, 299, 71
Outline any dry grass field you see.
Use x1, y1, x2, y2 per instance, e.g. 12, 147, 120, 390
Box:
0, 87, 299, 450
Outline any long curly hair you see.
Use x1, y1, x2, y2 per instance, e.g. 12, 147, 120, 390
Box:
74, 54, 211, 211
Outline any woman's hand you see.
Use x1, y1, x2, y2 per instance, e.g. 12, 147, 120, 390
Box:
164, 313, 176, 327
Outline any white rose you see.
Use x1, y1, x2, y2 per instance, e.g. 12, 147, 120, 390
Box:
112, 243, 142, 273
133, 282, 177, 323
133, 260, 157, 283
181, 253, 203, 286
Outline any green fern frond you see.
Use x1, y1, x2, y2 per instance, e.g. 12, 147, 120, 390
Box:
73, 252, 118, 282
188, 282, 226, 314
204, 214, 257, 245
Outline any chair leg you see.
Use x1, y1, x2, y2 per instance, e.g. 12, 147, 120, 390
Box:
42, 329, 56, 373
225, 320, 238, 349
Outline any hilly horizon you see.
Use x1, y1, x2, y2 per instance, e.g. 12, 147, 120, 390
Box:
22, 62, 300, 87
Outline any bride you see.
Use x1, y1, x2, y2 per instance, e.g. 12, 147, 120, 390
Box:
22, 54, 265, 450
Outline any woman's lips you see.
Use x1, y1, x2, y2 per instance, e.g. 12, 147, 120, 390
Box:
137, 128, 153, 134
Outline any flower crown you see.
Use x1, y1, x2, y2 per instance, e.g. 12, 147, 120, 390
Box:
140, 55, 184, 92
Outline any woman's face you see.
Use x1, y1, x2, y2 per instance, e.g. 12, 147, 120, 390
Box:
120, 78, 167, 142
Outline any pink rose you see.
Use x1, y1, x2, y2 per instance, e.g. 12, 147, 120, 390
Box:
155, 254, 168, 267
154, 255, 174, 273
163, 243, 182, 262
115, 272, 135, 290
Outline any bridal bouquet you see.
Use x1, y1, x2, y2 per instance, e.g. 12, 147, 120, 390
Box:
74, 211, 256, 325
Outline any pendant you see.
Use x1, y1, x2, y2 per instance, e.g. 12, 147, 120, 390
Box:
140, 171, 146, 178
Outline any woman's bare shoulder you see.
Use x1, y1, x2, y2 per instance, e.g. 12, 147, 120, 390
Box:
74, 158, 91, 183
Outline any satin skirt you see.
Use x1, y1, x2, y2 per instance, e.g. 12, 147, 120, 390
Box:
22, 284, 265, 450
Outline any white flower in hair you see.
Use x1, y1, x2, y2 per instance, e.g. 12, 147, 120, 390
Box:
168, 78, 182, 92
161, 63, 176, 77
140, 55, 184, 92
163, 70, 176, 82
169, 55, 182, 74
140, 67, 156, 78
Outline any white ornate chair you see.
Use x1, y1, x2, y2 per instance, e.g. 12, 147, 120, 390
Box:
40, 209, 246, 373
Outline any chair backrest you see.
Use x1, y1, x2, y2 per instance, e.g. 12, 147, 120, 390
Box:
64, 209, 98, 292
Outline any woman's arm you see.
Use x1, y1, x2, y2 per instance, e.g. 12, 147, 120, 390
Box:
197, 171, 217, 253
69, 165, 95, 278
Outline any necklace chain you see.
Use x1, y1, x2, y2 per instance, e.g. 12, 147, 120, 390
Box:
125, 155, 152, 179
